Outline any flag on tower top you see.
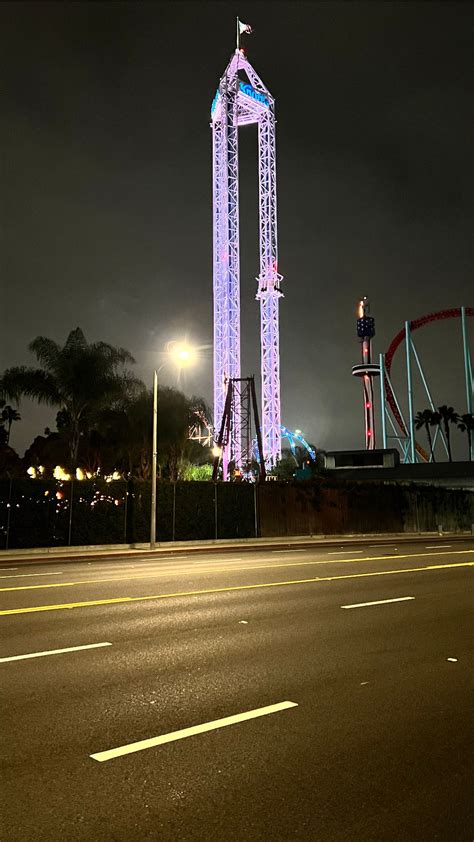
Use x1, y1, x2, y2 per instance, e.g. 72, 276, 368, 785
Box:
238, 19, 252, 35
236, 17, 252, 51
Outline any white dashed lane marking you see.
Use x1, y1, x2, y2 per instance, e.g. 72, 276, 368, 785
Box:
0, 642, 112, 663
341, 596, 415, 609
328, 550, 364, 555
425, 545, 451, 549
90, 700, 298, 762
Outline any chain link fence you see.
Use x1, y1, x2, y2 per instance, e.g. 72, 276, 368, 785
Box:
0, 479, 258, 549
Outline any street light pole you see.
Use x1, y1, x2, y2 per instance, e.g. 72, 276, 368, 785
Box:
150, 368, 158, 549
149, 341, 198, 551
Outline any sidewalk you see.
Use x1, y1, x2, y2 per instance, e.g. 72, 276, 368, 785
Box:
1, 531, 471, 566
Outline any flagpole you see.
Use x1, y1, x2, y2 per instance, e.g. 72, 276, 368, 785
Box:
236, 16, 240, 51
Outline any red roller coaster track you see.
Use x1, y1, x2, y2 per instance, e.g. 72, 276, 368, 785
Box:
384, 307, 474, 461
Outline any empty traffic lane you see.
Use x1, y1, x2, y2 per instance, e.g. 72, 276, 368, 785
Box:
1, 542, 473, 840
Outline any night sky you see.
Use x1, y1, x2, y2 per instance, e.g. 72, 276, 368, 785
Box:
1, 1, 472, 458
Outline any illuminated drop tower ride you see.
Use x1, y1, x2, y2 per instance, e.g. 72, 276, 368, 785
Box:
211, 43, 283, 475
352, 297, 380, 449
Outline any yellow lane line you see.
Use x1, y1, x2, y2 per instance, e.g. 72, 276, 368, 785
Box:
1, 561, 472, 616
1, 549, 473, 593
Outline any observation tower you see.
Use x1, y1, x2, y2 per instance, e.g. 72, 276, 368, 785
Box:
352, 297, 380, 449
211, 23, 283, 476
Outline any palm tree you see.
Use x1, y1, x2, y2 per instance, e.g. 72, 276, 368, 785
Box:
415, 409, 436, 462
457, 413, 474, 461
1, 405, 21, 445
436, 405, 459, 462
0, 328, 143, 468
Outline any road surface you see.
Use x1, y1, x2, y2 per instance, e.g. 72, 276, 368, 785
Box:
1, 537, 473, 840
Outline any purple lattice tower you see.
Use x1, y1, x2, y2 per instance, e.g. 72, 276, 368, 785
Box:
211, 48, 283, 476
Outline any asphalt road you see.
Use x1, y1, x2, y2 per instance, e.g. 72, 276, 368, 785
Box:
1, 537, 473, 841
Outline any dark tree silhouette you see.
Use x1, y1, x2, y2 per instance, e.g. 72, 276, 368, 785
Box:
0, 404, 21, 445
415, 409, 436, 462
0, 328, 143, 468
98, 386, 207, 480
436, 405, 459, 462
457, 413, 474, 461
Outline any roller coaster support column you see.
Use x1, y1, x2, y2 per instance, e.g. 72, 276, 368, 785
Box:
405, 321, 416, 464
461, 306, 474, 460
379, 353, 387, 449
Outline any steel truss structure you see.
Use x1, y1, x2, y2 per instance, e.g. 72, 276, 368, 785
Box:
211, 49, 283, 477
212, 377, 265, 481
379, 307, 474, 463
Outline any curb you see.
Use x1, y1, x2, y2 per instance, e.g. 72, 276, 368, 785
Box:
1, 532, 472, 566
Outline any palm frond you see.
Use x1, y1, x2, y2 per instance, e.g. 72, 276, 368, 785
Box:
90, 342, 136, 366
0, 367, 62, 406
64, 327, 88, 350
28, 337, 62, 372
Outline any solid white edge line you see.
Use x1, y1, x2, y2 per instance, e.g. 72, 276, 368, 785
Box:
90, 700, 298, 762
425, 545, 451, 549
341, 596, 415, 609
0, 642, 112, 663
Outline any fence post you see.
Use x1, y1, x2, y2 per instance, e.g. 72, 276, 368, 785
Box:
254, 483, 258, 538
414, 491, 420, 533
172, 482, 176, 542
214, 482, 218, 540
5, 477, 13, 550
68, 479, 74, 546
123, 481, 128, 542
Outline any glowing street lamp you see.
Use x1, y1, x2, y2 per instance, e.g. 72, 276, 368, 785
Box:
150, 341, 197, 549
165, 340, 197, 370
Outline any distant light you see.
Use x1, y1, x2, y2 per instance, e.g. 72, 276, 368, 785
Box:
53, 465, 71, 481
212, 445, 222, 458
367, 430, 372, 437
27, 466, 36, 478
365, 402, 371, 409
295, 429, 302, 435
104, 470, 121, 483
76, 468, 85, 481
